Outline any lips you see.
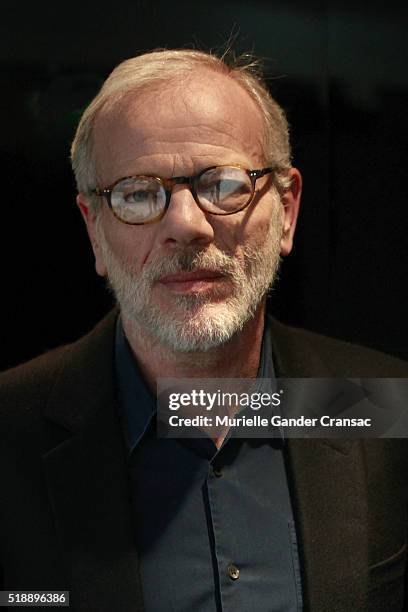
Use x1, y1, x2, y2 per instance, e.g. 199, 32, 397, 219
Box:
159, 270, 224, 283
158, 269, 226, 292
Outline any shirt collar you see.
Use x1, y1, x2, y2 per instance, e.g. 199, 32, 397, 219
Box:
115, 318, 156, 455
115, 313, 277, 455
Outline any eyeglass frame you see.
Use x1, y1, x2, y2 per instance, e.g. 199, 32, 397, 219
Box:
90, 164, 276, 225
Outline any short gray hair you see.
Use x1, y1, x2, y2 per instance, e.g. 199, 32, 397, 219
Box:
71, 48, 292, 209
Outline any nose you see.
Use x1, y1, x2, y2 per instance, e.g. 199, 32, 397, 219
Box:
157, 184, 215, 248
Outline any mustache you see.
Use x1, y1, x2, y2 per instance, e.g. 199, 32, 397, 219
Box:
142, 248, 242, 283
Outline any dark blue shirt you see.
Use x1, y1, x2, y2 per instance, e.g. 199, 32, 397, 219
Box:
115, 316, 302, 611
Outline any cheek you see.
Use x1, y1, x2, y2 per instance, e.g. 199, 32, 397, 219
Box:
247, 197, 284, 245
238, 223, 271, 260
221, 205, 282, 258
101, 218, 155, 271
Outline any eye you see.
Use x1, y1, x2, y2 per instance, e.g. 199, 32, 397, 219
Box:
124, 189, 155, 204
119, 179, 162, 205
201, 179, 241, 201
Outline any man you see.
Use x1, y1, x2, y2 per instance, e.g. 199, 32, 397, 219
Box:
1, 49, 407, 611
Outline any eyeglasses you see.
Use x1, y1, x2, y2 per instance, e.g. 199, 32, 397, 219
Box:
91, 165, 275, 225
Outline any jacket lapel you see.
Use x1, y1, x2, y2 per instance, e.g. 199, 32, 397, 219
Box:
270, 318, 369, 611
285, 438, 368, 611
42, 311, 144, 611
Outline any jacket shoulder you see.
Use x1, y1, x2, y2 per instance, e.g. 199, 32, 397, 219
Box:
0, 344, 70, 427
0, 310, 118, 429
269, 318, 408, 377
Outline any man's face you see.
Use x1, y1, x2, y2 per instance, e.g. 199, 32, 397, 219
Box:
79, 71, 301, 352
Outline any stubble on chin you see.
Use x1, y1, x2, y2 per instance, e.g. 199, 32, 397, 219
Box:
96, 212, 283, 352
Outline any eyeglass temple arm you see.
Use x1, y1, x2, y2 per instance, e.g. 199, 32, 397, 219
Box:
248, 167, 275, 179
90, 187, 110, 197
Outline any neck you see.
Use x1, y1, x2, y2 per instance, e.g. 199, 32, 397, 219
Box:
122, 304, 266, 394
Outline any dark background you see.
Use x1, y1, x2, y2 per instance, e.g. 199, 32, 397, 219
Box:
1, 1, 407, 371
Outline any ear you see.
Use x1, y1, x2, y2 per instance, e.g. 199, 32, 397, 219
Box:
76, 194, 108, 277
280, 168, 302, 257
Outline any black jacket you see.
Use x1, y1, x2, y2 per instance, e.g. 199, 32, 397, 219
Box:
1, 310, 407, 611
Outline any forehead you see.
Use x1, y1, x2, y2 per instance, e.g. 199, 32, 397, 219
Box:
93, 70, 266, 181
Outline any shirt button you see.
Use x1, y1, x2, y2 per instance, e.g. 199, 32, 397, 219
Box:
213, 467, 223, 477
228, 563, 240, 580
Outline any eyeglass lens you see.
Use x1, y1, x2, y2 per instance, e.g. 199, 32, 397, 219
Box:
109, 166, 254, 223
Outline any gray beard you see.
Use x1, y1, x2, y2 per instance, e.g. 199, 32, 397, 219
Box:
96, 215, 283, 353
